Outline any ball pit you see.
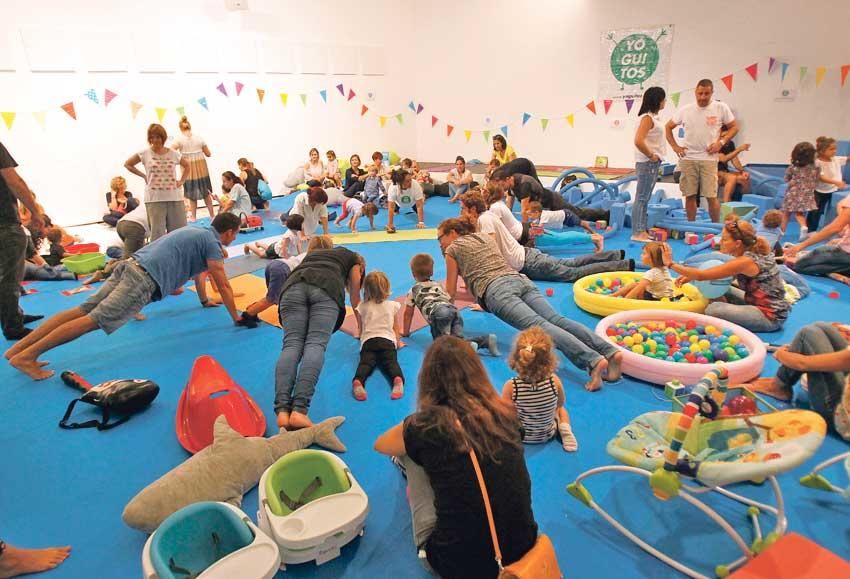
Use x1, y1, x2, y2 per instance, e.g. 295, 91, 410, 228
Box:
573, 271, 709, 316
595, 309, 766, 385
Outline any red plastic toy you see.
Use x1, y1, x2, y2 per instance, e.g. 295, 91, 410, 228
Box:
725, 394, 758, 416
546, 288, 554, 297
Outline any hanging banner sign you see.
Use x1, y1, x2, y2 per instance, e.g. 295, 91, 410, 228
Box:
599, 24, 674, 100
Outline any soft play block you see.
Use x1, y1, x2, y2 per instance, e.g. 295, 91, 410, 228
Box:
729, 533, 850, 578
333, 228, 437, 245
720, 201, 757, 220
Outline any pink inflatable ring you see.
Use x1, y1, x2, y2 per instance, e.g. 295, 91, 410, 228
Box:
595, 309, 766, 385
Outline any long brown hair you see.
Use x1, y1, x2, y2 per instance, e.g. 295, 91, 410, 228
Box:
413, 336, 521, 460
724, 218, 770, 255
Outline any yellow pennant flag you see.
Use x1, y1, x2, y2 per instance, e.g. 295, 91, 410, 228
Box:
155, 107, 167, 123
565, 114, 575, 128
1, 112, 15, 130
464, 130, 472, 142
32, 111, 46, 129
379, 116, 387, 128
299, 94, 307, 105
280, 93, 288, 106
815, 66, 827, 86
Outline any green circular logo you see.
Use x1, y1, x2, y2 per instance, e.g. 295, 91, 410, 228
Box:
610, 33, 659, 86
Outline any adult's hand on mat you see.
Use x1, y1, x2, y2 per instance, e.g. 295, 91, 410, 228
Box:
416, 222, 426, 229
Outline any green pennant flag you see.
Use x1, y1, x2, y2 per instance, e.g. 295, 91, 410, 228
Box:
800, 66, 808, 82
540, 118, 549, 131
483, 130, 490, 142
299, 94, 307, 105
671, 92, 681, 107
395, 113, 404, 125
176, 106, 185, 117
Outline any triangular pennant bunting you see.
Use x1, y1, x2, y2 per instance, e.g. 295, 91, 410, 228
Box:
768, 57, 776, 73
131, 101, 143, 119
416, 104, 423, 114
625, 99, 634, 113
816, 66, 826, 86
85, 89, 99, 104
540, 118, 549, 131
61, 102, 76, 120
800, 66, 808, 82
464, 130, 472, 142
347, 89, 355, 101
842, 65, 850, 87
361, 105, 368, 116
280, 93, 288, 106
395, 113, 403, 125
431, 115, 438, 127
235, 82, 244, 96
300, 94, 307, 106
32, 111, 46, 129
408, 101, 416, 112
446, 124, 454, 137
197, 97, 208, 111
335, 84, 344, 96
155, 107, 167, 123
176, 106, 185, 117
483, 130, 490, 142
1, 112, 15, 130
104, 89, 118, 106
603, 99, 613, 114
256, 89, 265, 103
379, 116, 387, 128
586, 101, 596, 115
319, 89, 327, 103
499, 125, 508, 137
780, 62, 789, 82
216, 83, 228, 97
522, 112, 531, 125
721, 74, 734, 92
670, 92, 681, 107
745, 63, 758, 81
565, 114, 574, 128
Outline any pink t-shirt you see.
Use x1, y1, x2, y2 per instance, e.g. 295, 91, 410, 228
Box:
829, 195, 850, 252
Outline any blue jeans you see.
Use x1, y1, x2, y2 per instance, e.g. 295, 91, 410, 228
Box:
448, 183, 469, 199
274, 283, 340, 414
483, 275, 617, 371
632, 161, 660, 234
24, 262, 75, 281
793, 245, 850, 276
521, 248, 628, 283
429, 303, 464, 339
704, 287, 784, 333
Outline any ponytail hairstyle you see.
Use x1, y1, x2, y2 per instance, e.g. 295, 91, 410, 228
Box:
508, 327, 557, 384
221, 171, 243, 186
307, 235, 333, 251
724, 217, 770, 255
643, 241, 667, 268
391, 168, 410, 186
638, 86, 666, 116
178, 115, 191, 132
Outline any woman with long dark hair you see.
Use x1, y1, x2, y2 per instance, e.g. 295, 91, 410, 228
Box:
374, 336, 538, 578
631, 86, 666, 242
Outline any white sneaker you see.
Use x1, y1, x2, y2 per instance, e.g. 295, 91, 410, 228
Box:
799, 227, 809, 241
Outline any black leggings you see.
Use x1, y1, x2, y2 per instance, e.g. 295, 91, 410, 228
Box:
354, 337, 403, 385
565, 203, 609, 223
344, 180, 365, 198
806, 192, 832, 231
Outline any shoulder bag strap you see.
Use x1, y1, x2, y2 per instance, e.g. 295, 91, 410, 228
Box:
469, 448, 504, 571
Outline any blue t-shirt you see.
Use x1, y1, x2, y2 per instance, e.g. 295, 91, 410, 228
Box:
134, 225, 223, 297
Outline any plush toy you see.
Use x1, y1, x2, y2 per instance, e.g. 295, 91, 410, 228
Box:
123, 416, 346, 533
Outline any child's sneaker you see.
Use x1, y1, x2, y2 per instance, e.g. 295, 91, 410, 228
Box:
799, 227, 809, 241
559, 422, 578, 452
390, 377, 404, 400
352, 380, 367, 401
486, 334, 500, 356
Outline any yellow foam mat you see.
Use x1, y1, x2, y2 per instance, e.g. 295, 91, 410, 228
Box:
190, 274, 282, 328
332, 228, 437, 244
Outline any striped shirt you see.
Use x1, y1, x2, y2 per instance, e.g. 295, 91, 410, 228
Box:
511, 376, 559, 443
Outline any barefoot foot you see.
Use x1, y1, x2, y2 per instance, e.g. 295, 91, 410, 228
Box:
586, 358, 608, 391
604, 352, 623, 382
10, 355, 55, 380
288, 411, 314, 430
276, 411, 290, 430
745, 377, 792, 401
0, 544, 71, 578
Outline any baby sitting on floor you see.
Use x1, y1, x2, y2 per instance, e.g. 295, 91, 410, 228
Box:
611, 242, 674, 300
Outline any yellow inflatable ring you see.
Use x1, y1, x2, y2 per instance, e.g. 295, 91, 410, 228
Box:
573, 271, 709, 317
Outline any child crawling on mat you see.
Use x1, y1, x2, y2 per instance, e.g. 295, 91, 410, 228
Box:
243, 214, 305, 259
526, 201, 604, 252
502, 327, 578, 452
236, 235, 334, 328
402, 253, 499, 355
334, 197, 379, 234
611, 241, 674, 300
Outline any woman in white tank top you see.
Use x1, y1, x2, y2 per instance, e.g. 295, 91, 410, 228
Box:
631, 87, 667, 242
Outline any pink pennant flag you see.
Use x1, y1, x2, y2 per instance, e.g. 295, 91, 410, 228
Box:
235, 82, 244, 96
768, 57, 777, 73
216, 83, 228, 97
347, 89, 355, 101
586, 101, 596, 115
603, 99, 613, 114
721, 74, 734, 92
431, 115, 438, 127
624, 99, 634, 114
104, 89, 118, 107
745, 63, 758, 81
336, 83, 344, 95
416, 104, 423, 114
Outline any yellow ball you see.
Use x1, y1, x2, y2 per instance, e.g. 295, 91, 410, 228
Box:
631, 344, 644, 354
705, 325, 717, 335
689, 335, 699, 343
604, 279, 612, 288
632, 333, 644, 344
646, 339, 657, 351
729, 335, 741, 345
698, 339, 711, 350
623, 336, 634, 347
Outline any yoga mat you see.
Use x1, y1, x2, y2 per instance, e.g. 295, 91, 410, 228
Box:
223, 254, 269, 278
332, 228, 437, 245
190, 273, 282, 328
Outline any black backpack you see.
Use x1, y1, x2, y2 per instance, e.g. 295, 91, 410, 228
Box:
59, 371, 160, 430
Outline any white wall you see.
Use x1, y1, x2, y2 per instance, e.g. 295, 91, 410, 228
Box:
412, 0, 850, 169
0, 0, 417, 225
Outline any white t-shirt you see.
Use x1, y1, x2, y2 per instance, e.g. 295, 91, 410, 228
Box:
226, 183, 253, 216
291, 192, 328, 236
635, 113, 666, 163
477, 211, 526, 271
449, 168, 472, 183
345, 197, 365, 219
139, 147, 183, 202
815, 156, 848, 194
487, 200, 523, 240
327, 159, 340, 177
357, 299, 400, 346
274, 229, 301, 257
671, 101, 735, 161
281, 252, 306, 271
119, 201, 150, 235
643, 267, 674, 299
172, 133, 206, 155
388, 180, 424, 209
305, 161, 325, 180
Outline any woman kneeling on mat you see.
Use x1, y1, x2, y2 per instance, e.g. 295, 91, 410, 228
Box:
663, 217, 790, 333
374, 336, 538, 578
274, 245, 364, 429
438, 218, 622, 390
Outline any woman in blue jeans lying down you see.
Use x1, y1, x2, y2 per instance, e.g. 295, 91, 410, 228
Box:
438, 218, 622, 391
784, 195, 850, 276
274, 246, 364, 429
665, 217, 790, 333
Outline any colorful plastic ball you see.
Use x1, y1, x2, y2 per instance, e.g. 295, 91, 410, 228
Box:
632, 333, 643, 344
696, 356, 708, 364
546, 288, 554, 297
726, 395, 757, 415
686, 320, 697, 330
623, 336, 634, 347
596, 279, 604, 286
698, 339, 711, 350
684, 353, 697, 363
631, 344, 644, 354
689, 335, 699, 343
729, 335, 741, 346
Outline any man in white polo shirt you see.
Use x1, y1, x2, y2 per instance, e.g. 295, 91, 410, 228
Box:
666, 79, 738, 222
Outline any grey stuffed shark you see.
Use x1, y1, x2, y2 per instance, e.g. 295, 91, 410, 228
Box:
123, 415, 346, 533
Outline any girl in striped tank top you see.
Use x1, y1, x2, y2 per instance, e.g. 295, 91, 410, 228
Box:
502, 328, 578, 452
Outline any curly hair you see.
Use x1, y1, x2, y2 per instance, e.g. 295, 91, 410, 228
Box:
459, 190, 487, 214
508, 327, 558, 384
791, 142, 816, 167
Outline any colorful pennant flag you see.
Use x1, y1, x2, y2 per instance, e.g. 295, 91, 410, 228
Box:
780, 62, 789, 82
446, 124, 454, 137
842, 65, 850, 87
416, 104, 423, 114
800, 66, 808, 82
280, 93, 288, 107
521, 112, 531, 126
721, 74, 734, 92
816, 66, 826, 86
176, 106, 185, 117
347, 89, 355, 101
499, 125, 508, 137
216, 83, 228, 97
336, 84, 344, 95
768, 57, 776, 73
235, 82, 244, 96
131, 101, 144, 119
408, 101, 416, 112
155, 107, 167, 123
379, 116, 387, 128
540, 118, 549, 131
256, 89, 265, 103
670, 92, 681, 107
431, 115, 438, 127
61, 102, 76, 120
319, 89, 327, 103
586, 101, 596, 115
1, 112, 15, 130
85, 89, 99, 104
625, 99, 634, 114
603, 99, 613, 114
361, 105, 369, 116
745, 63, 758, 82
300, 94, 307, 105
395, 113, 403, 125
104, 89, 118, 107
32, 111, 46, 129
198, 97, 208, 111
565, 114, 574, 128
464, 130, 472, 142
483, 130, 490, 142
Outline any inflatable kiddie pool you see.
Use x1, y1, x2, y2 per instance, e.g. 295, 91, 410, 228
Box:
574, 271, 709, 316
595, 309, 766, 385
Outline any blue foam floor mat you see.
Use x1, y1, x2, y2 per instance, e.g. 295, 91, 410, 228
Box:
3, 195, 850, 578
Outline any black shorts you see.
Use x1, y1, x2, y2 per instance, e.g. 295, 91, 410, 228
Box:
264, 245, 280, 259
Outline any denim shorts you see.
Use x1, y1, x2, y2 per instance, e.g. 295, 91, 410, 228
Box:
79, 260, 157, 334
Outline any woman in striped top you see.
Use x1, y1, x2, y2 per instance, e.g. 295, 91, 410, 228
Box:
502, 327, 578, 451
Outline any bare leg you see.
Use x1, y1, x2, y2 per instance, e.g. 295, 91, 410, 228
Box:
204, 194, 216, 219
0, 544, 71, 578
605, 351, 623, 381
586, 358, 608, 391
685, 196, 698, 221
188, 199, 198, 221
746, 376, 793, 401
722, 175, 736, 203
5, 307, 86, 360
288, 411, 314, 430
708, 198, 721, 223
244, 243, 265, 258
11, 315, 100, 380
